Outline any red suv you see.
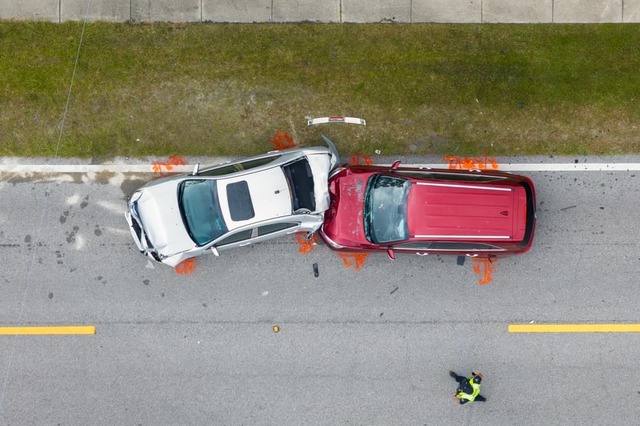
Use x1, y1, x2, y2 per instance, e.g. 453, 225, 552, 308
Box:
319, 162, 536, 260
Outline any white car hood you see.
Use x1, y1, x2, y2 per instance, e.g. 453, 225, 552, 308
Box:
135, 181, 195, 256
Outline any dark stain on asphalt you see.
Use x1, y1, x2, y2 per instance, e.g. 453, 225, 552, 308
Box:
48, 292, 53, 299
120, 179, 147, 201
66, 226, 79, 244
143, 279, 150, 286
94, 226, 102, 236
94, 171, 117, 185
60, 210, 70, 224
24, 235, 31, 243
80, 195, 89, 209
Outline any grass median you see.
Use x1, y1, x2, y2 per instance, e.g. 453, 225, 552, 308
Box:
1, 22, 639, 158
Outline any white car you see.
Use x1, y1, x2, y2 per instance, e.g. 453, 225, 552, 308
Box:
125, 136, 340, 267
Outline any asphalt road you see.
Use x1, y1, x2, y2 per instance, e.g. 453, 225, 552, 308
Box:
1, 158, 639, 425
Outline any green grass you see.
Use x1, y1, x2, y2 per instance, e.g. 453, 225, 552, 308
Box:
1, 22, 639, 158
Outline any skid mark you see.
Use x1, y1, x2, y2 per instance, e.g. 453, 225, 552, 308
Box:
295, 232, 318, 254
152, 156, 187, 178
444, 153, 499, 170
96, 200, 127, 215
339, 253, 369, 271
175, 258, 197, 275
74, 234, 86, 250
66, 194, 80, 205
270, 130, 297, 150
471, 257, 498, 285
349, 153, 373, 165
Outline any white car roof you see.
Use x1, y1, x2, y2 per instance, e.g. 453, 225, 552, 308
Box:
217, 166, 292, 231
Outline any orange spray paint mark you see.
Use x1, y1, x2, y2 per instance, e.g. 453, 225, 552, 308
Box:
152, 155, 187, 178
175, 258, 197, 275
295, 232, 318, 254
339, 253, 369, 271
471, 257, 498, 285
443, 153, 499, 170
349, 153, 373, 165
270, 130, 298, 150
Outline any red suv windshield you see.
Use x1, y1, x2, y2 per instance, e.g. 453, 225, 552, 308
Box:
363, 174, 411, 244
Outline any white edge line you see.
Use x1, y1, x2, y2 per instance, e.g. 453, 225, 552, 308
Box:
407, 163, 640, 172
1, 163, 640, 173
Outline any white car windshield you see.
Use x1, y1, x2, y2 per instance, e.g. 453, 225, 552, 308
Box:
179, 179, 228, 246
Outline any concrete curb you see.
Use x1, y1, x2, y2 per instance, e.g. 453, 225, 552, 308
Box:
1, 0, 639, 24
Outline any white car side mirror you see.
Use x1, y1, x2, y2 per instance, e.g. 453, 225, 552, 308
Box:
211, 246, 220, 257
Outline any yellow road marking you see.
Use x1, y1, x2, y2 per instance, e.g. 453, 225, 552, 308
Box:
0, 326, 95, 335
509, 324, 640, 333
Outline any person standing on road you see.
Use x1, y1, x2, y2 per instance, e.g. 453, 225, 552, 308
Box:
450, 370, 486, 404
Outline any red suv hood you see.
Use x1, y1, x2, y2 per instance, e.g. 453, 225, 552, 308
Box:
322, 170, 375, 247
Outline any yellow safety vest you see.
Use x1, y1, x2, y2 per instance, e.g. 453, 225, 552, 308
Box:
457, 379, 481, 402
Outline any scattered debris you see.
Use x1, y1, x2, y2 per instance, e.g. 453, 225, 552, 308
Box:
313, 263, 319, 278
339, 253, 369, 271
307, 116, 366, 126
472, 257, 498, 285
270, 130, 297, 150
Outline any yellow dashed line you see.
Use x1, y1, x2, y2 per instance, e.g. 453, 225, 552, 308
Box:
509, 324, 640, 333
0, 326, 95, 335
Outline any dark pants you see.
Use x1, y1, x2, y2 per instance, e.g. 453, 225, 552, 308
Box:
450, 371, 487, 402
450, 371, 468, 385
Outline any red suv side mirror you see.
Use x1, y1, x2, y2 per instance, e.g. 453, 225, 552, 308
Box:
387, 248, 396, 260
